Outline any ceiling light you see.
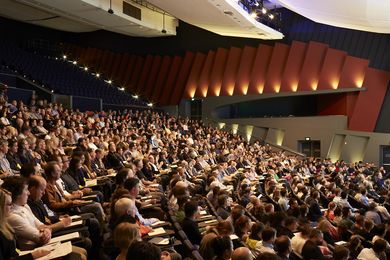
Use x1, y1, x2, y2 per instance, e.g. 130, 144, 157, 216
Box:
250, 12, 257, 18
262, 8, 267, 14
132, 95, 139, 99
63, 55, 67, 59
269, 14, 274, 19
108, 80, 112, 84
119, 87, 125, 91
147, 103, 153, 107
96, 73, 100, 78
84, 67, 88, 71
72, 61, 77, 65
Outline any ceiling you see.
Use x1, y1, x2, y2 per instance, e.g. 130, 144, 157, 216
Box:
147, 0, 284, 39
277, 0, 390, 34
0, 0, 177, 37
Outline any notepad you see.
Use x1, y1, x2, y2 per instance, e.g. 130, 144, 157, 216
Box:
335, 241, 347, 246
49, 232, 79, 244
230, 234, 239, 240
19, 242, 73, 260
204, 219, 217, 224
199, 210, 207, 215
70, 215, 81, 220
149, 183, 159, 187
199, 215, 213, 219
151, 220, 165, 227
148, 227, 166, 236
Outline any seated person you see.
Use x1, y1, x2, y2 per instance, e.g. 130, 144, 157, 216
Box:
182, 200, 202, 246
114, 222, 141, 260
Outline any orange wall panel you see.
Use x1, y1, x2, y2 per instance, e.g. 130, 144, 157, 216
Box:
169, 52, 195, 105
349, 69, 390, 131
144, 55, 162, 98
151, 56, 172, 102
317, 49, 346, 90
208, 48, 228, 97
263, 43, 290, 93
280, 41, 307, 93
160, 56, 182, 105
247, 44, 273, 95
184, 52, 206, 99
234, 46, 256, 96
195, 50, 215, 98
298, 41, 328, 92
220, 47, 242, 96
338, 56, 369, 89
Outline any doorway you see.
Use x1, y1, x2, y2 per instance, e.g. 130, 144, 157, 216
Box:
380, 145, 390, 172
298, 140, 321, 157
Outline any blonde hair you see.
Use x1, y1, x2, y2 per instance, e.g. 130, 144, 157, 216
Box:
114, 222, 140, 250
0, 189, 14, 240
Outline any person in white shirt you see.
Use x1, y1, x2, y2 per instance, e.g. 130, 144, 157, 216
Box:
357, 238, 387, 260
291, 225, 311, 256
2, 176, 51, 250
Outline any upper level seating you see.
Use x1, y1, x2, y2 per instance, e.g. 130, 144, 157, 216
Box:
0, 41, 146, 106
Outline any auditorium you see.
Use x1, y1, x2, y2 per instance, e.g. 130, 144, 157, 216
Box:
0, 0, 389, 259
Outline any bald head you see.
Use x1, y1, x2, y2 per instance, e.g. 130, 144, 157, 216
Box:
232, 247, 252, 260
28, 175, 47, 201
114, 197, 136, 218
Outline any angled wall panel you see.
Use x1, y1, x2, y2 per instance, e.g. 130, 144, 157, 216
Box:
234, 46, 256, 96
195, 50, 215, 98
338, 56, 369, 88
160, 56, 182, 105
169, 52, 195, 105
220, 47, 242, 96
247, 44, 273, 95
349, 69, 390, 131
151, 56, 172, 102
208, 48, 228, 97
129, 56, 144, 92
135, 54, 153, 94
183, 52, 206, 99
144, 55, 162, 98
298, 41, 328, 91
317, 49, 347, 90
280, 41, 307, 93
263, 43, 290, 93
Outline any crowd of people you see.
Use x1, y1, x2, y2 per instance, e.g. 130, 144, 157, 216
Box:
0, 94, 390, 260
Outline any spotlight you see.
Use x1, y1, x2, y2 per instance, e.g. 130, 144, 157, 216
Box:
72, 61, 77, 65
84, 67, 88, 71
269, 14, 274, 19
119, 87, 125, 91
147, 103, 153, 107
96, 73, 100, 78
55, 57, 58, 60
132, 95, 139, 99
63, 55, 67, 59
51, 90, 54, 93
262, 8, 267, 14
108, 80, 112, 84
250, 11, 257, 18
191, 98, 195, 101
254, 1, 259, 6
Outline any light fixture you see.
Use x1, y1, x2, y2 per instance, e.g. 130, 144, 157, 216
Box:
72, 61, 77, 65
262, 8, 267, 14
269, 14, 274, 19
119, 87, 125, 91
108, 80, 112, 84
147, 103, 153, 107
84, 67, 88, 71
96, 73, 100, 78
63, 55, 67, 59
250, 11, 257, 18
305, 137, 311, 141
191, 98, 195, 101
132, 95, 139, 99
51, 90, 54, 93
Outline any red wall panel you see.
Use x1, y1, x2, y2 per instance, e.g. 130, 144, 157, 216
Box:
280, 41, 307, 93
117, 54, 130, 85
338, 56, 369, 89
110, 53, 122, 81
298, 41, 328, 92
349, 69, 390, 131
208, 48, 228, 97
317, 93, 347, 116
263, 43, 290, 93
184, 52, 206, 99
195, 50, 215, 98
317, 49, 346, 90
135, 54, 153, 94
247, 44, 273, 95
160, 56, 182, 105
234, 46, 256, 96
129, 56, 144, 92
220, 47, 242, 96
122, 55, 135, 87
144, 55, 162, 98
169, 52, 195, 105
151, 56, 172, 102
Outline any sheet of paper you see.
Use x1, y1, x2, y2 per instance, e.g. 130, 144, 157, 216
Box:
70, 215, 81, 220
230, 234, 239, 240
148, 227, 166, 236
199, 215, 213, 219
70, 220, 83, 227
151, 220, 166, 227
49, 232, 79, 244
85, 179, 97, 187
199, 210, 207, 215
20, 242, 73, 260
335, 241, 347, 246
204, 219, 217, 224
149, 183, 159, 187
